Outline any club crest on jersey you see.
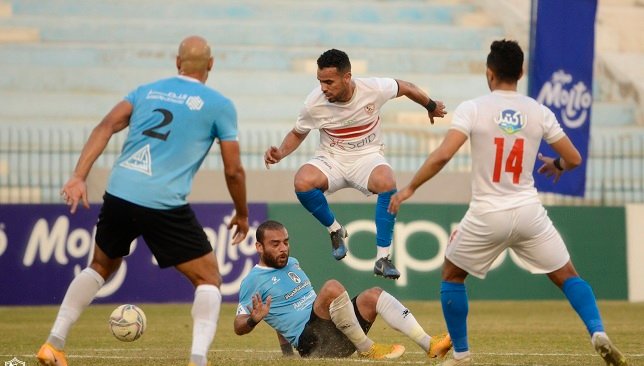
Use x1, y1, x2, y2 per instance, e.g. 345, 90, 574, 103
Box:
287, 271, 301, 283
495, 109, 526, 134
364, 103, 375, 115
120, 144, 152, 175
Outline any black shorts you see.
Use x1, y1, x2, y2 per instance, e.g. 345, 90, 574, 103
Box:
95, 192, 212, 268
296, 296, 373, 358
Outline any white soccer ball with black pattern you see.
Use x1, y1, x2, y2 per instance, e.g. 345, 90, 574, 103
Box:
109, 304, 146, 342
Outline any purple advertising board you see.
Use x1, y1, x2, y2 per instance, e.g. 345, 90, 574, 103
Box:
0, 203, 267, 305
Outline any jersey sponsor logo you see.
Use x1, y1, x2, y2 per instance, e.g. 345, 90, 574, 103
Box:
185, 96, 204, 111
146, 90, 188, 104
536, 69, 592, 129
120, 144, 152, 176
495, 109, 526, 134
284, 279, 311, 300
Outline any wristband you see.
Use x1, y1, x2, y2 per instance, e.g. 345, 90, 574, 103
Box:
246, 316, 259, 328
280, 343, 294, 356
553, 157, 564, 171
425, 99, 437, 113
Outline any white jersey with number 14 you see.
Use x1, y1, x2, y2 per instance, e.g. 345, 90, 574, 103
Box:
450, 90, 565, 213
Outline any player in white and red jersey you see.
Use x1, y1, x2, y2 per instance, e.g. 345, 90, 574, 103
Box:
264, 49, 446, 279
388, 40, 627, 366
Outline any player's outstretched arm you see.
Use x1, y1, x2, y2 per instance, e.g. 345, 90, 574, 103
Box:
264, 129, 309, 169
395, 79, 447, 124
220, 140, 249, 244
234, 293, 272, 335
61, 100, 132, 214
389, 129, 467, 214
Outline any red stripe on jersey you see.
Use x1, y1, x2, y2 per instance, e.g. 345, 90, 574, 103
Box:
323, 118, 379, 139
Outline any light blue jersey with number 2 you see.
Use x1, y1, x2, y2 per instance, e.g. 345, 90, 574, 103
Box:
237, 257, 317, 347
107, 75, 238, 209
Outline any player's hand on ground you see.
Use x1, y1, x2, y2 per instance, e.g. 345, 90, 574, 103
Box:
264, 146, 282, 169
388, 186, 414, 214
428, 100, 447, 125
228, 214, 249, 245
248, 292, 271, 322
60, 176, 89, 214
536, 153, 563, 183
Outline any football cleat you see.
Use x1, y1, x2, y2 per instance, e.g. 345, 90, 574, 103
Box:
359, 343, 405, 359
428, 333, 453, 359
437, 356, 473, 366
36, 343, 68, 366
592, 333, 628, 366
329, 226, 348, 260
373, 256, 400, 279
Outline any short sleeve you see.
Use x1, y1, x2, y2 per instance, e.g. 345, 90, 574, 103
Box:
294, 105, 314, 134
450, 100, 477, 136
213, 98, 239, 141
236, 279, 253, 316
541, 105, 566, 144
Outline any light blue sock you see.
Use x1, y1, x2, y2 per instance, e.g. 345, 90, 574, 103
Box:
296, 189, 335, 227
562, 277, 605, 335
375, 189, 397, 247
441, 281, 469, 352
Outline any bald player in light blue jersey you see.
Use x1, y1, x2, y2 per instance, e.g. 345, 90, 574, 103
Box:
234, 220, 452, 360
37, 35, 248, 366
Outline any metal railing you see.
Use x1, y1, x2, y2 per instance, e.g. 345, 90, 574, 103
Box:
1, 125, 642, 205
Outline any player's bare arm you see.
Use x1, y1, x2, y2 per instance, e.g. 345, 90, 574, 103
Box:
395, 79, 447, 124
388, 129, 467, 214
264, 129, 309, 168
220, 140, 249, 244
233, 293, 272, 335
537, 136, 582, 183
61, 100, 132, 214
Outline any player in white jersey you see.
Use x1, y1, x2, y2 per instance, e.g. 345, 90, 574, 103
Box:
264, 49, 446, 279
37, 36, 248, 366
388, 40, 628, 366
234, 220, 452, 360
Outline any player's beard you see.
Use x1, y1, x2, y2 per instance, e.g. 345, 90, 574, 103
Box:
263, 251, 289, 269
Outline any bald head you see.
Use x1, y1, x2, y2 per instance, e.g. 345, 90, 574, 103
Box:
176, 36, 213, 82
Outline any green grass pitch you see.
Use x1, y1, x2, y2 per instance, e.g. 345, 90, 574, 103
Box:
1, 301, 642, 365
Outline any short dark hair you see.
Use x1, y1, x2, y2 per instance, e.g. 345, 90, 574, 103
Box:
317, 49, 351, 73
256, 220, 286, 244
486, 39, 523, 83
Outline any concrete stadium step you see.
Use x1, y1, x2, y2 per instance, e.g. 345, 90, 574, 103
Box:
0, 66, 490, 100
0, 90, 636, 130
2, 16, 503, 50
10, 0, 473, 25
0, 43, 488, 73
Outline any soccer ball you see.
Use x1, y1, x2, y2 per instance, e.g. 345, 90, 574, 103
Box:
108, 304, 146, 342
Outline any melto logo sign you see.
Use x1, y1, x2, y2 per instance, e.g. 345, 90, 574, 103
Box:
536, 69, 592, 129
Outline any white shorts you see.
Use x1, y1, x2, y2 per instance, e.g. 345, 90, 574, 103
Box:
446, 203, 570, 279
304, 149, 389, 196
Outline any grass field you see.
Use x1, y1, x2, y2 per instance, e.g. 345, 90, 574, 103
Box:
1, 301, 642, 366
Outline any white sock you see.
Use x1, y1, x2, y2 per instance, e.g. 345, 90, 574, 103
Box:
454, 350, 471, 359
376, 245, 391, 259
328, 220, 342, 233
329, 291, 373, 352
48, 268, 105, 349
376, 290, 430, 352
190, 285, 221, 366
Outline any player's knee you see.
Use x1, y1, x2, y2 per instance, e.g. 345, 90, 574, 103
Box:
321, 279, 346, 296
364, 287, 383, 302
90, 258, 121, 280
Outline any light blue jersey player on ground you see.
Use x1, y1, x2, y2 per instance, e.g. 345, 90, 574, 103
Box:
38, 36, 248, 366
234, 220, 452, 360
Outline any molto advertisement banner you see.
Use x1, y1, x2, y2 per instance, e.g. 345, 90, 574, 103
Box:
0, 203, 629, 304
270, 203, 627, 300
0, 204, 266, 305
